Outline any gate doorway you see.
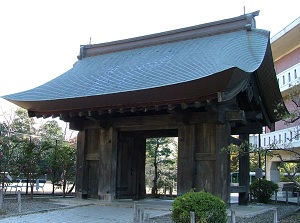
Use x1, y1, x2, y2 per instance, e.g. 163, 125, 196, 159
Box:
116, 130, 178, 199
145, 137, 178, 197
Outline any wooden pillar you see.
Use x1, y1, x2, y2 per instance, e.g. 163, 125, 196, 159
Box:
238, 134, 250, 205
75, 131, 88, 198
194, 122, 230, 203
215, 122, 231, 203
98, 127, 118, 201
177, 125, 195, 195
135, 137, 146, 199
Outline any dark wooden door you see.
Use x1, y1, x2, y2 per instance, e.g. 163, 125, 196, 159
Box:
116, 132, 146, 199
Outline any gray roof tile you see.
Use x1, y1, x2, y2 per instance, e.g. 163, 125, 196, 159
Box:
3, 29, 269, 101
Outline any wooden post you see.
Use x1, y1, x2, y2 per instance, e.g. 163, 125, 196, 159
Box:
76, 131, 88, 198
192, 121, 230, 203
177, 125, 195, 195
238, 134, 250, 205
215, 122, 231, 203
98, 127, 117, 200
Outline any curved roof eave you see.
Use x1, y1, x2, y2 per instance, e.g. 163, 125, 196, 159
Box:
3, 29, 269, 102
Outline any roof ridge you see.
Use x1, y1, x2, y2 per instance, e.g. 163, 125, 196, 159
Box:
78, 11, 259, 59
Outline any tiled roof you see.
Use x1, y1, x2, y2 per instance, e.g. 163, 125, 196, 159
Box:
4, 29, 269, 102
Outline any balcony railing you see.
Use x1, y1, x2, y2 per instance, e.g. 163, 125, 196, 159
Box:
250, 126, 300, 149
277, 63, 300, 92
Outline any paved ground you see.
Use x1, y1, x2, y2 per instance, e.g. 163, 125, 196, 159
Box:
0, 189, 299, 223
0, 198, 171, 223
0, 205, 135, 223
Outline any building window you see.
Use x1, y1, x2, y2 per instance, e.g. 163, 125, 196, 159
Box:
288, 72, 291, 82
295, 69, 297, 79
269, 137, 271, 145
279, 134, 281, 143
283, 75, 285, 85
284, 133, 287, 142
264, 138, 266, 146
290, 131, 293, 141
273, 135, 276, 143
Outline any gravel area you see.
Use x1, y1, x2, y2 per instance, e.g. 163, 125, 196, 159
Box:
149, 203, 300, 223
230, 203, 300, 223
0, 196, 67, 218
279, 209, 300, 223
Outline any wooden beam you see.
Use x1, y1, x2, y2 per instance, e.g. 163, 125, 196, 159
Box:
231, 122, 262, 134
225, 110, 246, 123
108, 112, 223, 129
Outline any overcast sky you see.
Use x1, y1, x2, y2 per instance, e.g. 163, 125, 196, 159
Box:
0, 0, 299, 100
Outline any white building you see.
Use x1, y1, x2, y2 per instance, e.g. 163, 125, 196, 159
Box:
250, 16, 300, 182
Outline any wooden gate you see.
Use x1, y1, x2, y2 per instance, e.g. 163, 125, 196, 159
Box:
116, 132, 146, 199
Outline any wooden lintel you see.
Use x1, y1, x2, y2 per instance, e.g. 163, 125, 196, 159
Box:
195, 153, 216, 161
109, 112, 224, 128
231, 122, 262, 134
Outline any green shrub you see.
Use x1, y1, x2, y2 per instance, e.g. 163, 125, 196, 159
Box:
172, 190, 227, 223
250, 179, 278, 203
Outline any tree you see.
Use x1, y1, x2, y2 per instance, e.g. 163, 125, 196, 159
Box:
38, 120, 64, 141
17, 138, 46, 198
38, 120, 76, 196
0, 107, 37, 191
146, 137, 177, 197
0, 106, 77, 198
56, 143, 76, 197
10, 108, 36, 135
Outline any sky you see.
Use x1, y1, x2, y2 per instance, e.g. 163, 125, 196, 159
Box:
0, 0, 299, 105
